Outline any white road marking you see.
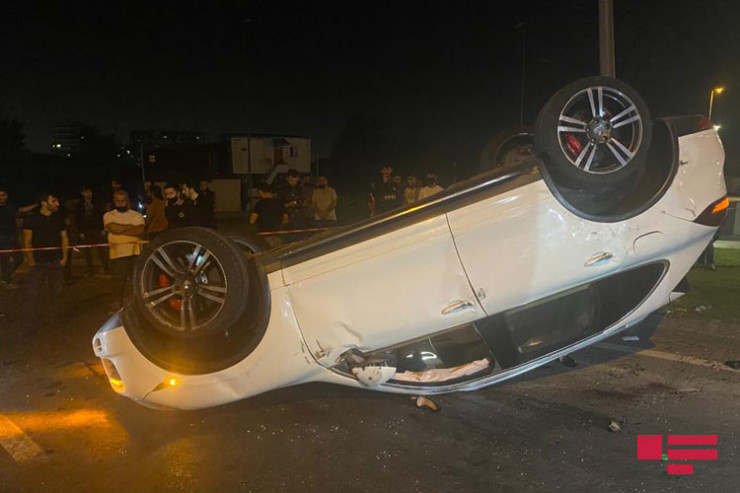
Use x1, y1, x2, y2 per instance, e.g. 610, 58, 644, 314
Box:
0, 414, 44, 463
595, 342, 739, 373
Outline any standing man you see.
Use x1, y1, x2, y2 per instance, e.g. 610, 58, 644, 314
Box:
250, 183, 287, 248
73, 186, 110, 276
145, 185, 168, 239
403, 175, 420, 205
198, 180, 216, 210
181, 180, 217, 228
103, 190, 145, 312
369, 165, 400, 216
22, 192, 68, 330
418, 173, 444, 200
0, 186, 30, 288
163, 182, 191, 229
311, 176, 338, 228
278, 169, 306, 231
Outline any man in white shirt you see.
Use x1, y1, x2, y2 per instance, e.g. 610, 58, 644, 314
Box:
311, 176, 338, 228
418, 173, 444, 200
103, 190, 145, 312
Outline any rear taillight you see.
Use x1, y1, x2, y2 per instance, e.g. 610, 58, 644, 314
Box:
694, 196, 729, 226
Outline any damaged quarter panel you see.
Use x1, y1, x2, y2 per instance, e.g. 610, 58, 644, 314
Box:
283, 215, 484, 364
657, 129, 725, 221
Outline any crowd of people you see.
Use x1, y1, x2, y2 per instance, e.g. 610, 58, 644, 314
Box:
0, 171, 342, 324
250, 170, 338, 246
369, 165, 445, 216
0, 178, 223, 324
0, 164, 448, 327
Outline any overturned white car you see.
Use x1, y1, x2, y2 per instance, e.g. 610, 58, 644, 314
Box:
93, 77, 728, 410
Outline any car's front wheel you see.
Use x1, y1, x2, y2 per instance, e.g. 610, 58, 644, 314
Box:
125, 227, 271, 374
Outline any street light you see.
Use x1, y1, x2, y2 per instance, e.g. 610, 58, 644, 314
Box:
708, 86, 724, 121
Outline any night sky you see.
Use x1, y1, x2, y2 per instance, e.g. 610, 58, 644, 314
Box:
1, 0, 738, 173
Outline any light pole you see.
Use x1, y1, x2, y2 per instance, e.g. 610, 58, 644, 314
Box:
708, 86, 724, 121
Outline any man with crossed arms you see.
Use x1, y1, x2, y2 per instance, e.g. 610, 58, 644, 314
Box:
103, 190, 145, 313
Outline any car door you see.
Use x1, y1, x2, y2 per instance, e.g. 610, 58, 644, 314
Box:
282, 214, 485, 365
446, 180, 629, 317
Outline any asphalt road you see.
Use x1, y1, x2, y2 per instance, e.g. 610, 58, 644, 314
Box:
0, 273, 739, 493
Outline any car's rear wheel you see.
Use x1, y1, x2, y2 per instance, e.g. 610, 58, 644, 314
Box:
125, 227, 271, 374
535, 76, 652, 190
131, 227, 249, 339
479, 126, 534, 172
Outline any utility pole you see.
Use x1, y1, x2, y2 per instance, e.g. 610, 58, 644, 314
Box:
241, 18, 254, 211
598, 0, 616, 77
515, 22, 526, 126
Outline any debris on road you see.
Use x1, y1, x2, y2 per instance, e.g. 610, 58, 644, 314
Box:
558, 355, 577, 368
415, 396, 440, 412
608, 420, 623, 432
725, 360, 740, 370
664, 307, 687, 314
694, 305, 712, 314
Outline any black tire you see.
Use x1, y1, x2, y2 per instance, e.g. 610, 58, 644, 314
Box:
479, 126, 534, 172
224, 231, 270, 254
535, 76, 652, 190
130, 227, 250, 339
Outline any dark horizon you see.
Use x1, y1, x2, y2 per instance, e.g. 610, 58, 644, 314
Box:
1, 0, 738, 174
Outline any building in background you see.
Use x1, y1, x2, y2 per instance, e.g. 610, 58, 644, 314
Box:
131, 129, 216, 184
130, 129, 210, 150
51, 122, 84, 156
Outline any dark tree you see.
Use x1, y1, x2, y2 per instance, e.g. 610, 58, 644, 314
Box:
0, 117, 29, 181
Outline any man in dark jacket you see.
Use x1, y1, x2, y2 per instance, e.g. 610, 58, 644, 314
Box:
369, 165, 400, 216
181, 180, 217, 228
163, 182, 192, 229
250, 183, 286, 248
72, 186, 109, 275
278, 169, 306, 230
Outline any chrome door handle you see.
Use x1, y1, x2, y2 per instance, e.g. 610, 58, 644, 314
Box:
585, 251, 613, 267
441, 300, 474, 315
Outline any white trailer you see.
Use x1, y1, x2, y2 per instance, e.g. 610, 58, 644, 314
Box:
230, 135, 311, 175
